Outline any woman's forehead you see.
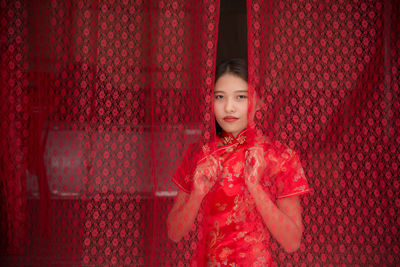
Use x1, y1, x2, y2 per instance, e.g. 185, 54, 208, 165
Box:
214, 74, 248, 93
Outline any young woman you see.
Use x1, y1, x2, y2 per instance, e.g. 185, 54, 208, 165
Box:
167, 58, 310, 266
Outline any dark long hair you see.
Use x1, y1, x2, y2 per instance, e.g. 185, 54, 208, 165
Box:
214, 58, 248, 135
215, 58, 248, 83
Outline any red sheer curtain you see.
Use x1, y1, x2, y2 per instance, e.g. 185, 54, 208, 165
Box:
248, 0, 399, 265
1, 0, 219, 265
1, 0, 399, 266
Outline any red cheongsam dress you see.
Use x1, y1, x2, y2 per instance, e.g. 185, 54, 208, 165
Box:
172, 128, 310, 266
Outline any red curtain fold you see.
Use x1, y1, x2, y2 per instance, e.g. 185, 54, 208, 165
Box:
1, 0, 399, 265
248, 0, 399, 265
1, 0, 220, 265
1, 0, 30, 254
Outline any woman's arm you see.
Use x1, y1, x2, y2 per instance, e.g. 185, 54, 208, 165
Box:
245, 147, 304, 252
166, 189, 204, 242
247, 185, 303, 253
167, 155, 219, 242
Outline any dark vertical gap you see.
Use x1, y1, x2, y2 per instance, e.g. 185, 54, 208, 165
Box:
216, 0, 248, 65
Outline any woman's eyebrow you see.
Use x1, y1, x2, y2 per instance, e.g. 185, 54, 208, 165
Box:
214, 90, 248, 93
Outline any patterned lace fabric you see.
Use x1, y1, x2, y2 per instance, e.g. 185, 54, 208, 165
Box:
1, 0, 399, 265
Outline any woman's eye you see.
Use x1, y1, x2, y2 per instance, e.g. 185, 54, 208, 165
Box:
215, 95, 223, 99
237, 95, 248, 99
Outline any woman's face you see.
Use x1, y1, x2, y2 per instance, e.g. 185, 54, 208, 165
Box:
214, 74, 249, 138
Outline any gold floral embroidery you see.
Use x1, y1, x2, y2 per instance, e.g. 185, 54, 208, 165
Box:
215, 202, 227, 211
219, 247, 232, 261
226, 194, 248, 225
207, 221, 229, 266
225, 195, 239, 225
222, 167, 230, 178
232, 161, 244, 173
222, 132, 247, 145
202, 144, 210, 153
203, 131, 286, 266
225, 146, 235, 152
244, 230, 265, 243
208, 221, 225, 250
234, 231, 247, 241
236, 134, 246, 144
223, 136, 234, 145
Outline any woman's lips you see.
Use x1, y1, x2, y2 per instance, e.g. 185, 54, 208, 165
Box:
223, 116, 239, 122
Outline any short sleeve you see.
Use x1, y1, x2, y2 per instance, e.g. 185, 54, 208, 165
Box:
171, 143, 199, 194
275, 148, 310, 199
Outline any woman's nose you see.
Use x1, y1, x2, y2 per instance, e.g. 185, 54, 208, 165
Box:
224, 98, 235, 113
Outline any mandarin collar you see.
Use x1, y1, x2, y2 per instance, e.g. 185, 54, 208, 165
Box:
219, 128, 248, 146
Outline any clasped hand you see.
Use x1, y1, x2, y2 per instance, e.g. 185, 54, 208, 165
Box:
193, 155, 220, 198
245, 146, 266, 189
193, 146, 265, 197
